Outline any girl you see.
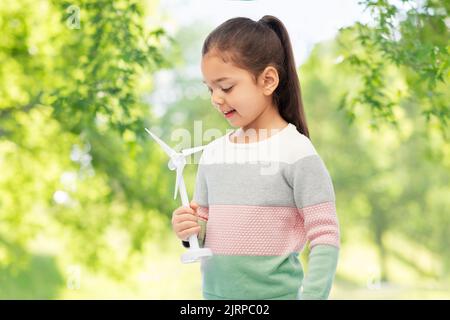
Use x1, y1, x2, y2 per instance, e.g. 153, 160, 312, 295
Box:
172, 15, 340, 300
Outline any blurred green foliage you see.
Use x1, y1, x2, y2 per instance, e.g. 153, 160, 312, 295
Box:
0, 0, 184, 279
338, 0, 449, 133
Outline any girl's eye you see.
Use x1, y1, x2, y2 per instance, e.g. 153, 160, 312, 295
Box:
206, 86, 233, 94
222, 86, 233, 93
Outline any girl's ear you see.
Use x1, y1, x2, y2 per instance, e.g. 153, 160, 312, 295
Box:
259, 66, 279, 96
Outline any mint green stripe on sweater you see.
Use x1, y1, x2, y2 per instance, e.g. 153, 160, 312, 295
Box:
200, 253, 304, 300
200, 245, 339, 300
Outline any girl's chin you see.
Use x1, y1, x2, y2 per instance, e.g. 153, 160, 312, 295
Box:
227, 117, 241, 125
226, 113, 239, 122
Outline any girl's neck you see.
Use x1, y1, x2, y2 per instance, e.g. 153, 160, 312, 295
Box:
231, 103, 288, 143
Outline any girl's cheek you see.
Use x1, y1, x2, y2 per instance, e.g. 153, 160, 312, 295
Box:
235, 97, 253, 116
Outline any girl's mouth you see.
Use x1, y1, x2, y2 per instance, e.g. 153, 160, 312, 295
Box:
224, 110, 236, 118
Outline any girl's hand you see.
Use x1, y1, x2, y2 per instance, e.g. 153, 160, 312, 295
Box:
172, 200, 201, 241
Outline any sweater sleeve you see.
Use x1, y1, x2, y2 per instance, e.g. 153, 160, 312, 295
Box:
181, 160, 209, 249
291, 154, 340, 300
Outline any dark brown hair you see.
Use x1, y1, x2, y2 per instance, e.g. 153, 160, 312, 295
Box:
202, 15, 310, 138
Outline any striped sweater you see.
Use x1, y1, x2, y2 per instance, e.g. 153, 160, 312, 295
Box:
182, 123, 340, 300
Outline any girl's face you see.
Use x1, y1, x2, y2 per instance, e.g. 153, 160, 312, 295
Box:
201, 51, 278, 129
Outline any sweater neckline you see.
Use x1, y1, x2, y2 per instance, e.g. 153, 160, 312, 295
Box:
225, 123, 294, 148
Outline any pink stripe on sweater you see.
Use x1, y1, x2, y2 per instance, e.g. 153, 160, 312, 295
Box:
204, 205, 307, 255
300, 201, 340, 249
204, 202, 340, 255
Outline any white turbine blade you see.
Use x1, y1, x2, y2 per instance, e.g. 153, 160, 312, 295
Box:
145, 128, 177, 158
181, 145, 207, 157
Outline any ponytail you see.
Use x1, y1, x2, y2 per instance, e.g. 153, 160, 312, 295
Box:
258, 16, 309, 138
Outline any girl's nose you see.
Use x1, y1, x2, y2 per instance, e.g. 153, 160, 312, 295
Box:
211, 92, 225, 108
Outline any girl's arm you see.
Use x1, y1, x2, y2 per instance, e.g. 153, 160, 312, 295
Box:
299, 244, 339, 300
291, 154, 340, 300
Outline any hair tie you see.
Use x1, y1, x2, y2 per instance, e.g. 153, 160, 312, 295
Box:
258, 19, 269, 28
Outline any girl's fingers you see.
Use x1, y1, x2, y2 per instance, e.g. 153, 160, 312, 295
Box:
173, 213, 198, 223
172, 211, 197, 226
190, 201, 199, 209
179, 226, 201, 240
174, 221, 199, 233
174, 206, 195, 215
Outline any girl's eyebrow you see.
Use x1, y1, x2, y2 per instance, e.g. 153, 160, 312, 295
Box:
202, 77, 230, 84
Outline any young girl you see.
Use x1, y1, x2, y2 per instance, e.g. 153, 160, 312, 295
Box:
172, 15, 340, 300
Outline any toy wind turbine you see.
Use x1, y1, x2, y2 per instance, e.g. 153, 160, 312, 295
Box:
145, 128, 213, 263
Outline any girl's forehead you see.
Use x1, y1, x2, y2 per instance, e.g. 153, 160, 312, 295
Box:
201, 53, 248, 83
